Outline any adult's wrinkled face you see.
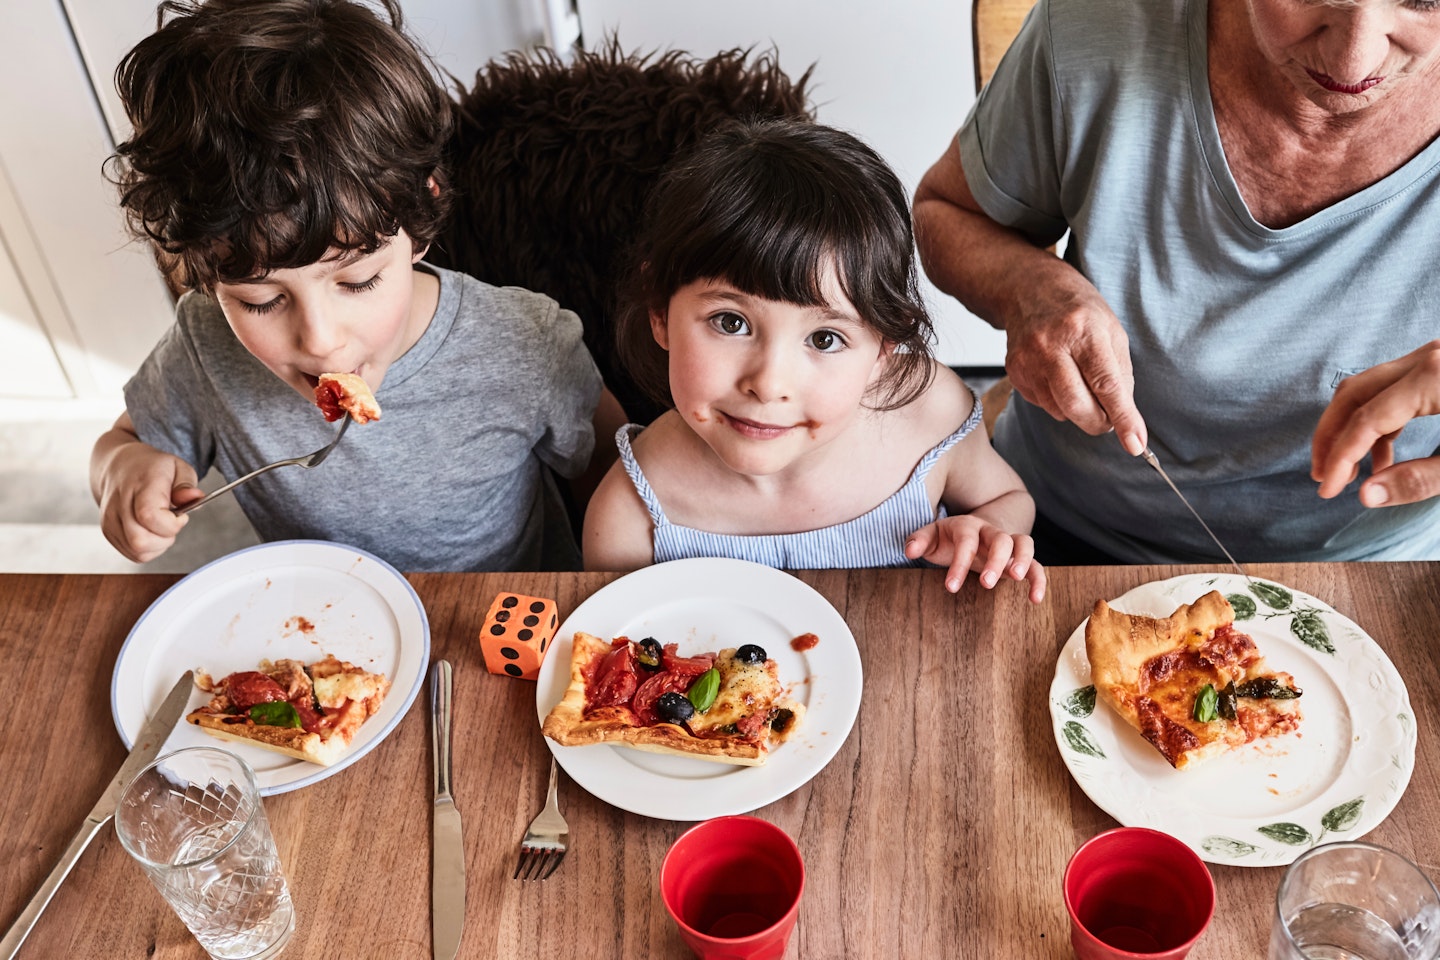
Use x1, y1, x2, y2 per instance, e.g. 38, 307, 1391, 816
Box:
1245, 0, 1440, 113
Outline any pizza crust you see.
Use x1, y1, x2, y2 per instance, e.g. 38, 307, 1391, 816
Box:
541, 632, 802, 766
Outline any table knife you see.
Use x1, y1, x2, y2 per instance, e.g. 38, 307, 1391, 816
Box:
1139, 447, 1252, 583
0, 670, 193, 960
430, 660, 466, 960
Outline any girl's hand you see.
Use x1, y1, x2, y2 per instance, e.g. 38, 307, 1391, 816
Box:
906, 515, 1047, 603
1312, 341, 1440, 508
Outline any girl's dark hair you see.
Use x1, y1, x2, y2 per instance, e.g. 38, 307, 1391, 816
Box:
106, 0, 452, 292
615, 118, 935, 412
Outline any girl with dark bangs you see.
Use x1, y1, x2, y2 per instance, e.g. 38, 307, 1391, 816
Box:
585, 119, 1046, 601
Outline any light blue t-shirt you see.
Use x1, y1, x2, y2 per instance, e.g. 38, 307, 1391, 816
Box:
615, 390, 984, 569
960, 0, 1440, 561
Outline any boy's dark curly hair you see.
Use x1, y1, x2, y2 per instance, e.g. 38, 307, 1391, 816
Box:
107, 0, 452, 292
429, 41, 815, 425
615, 118, 937, 413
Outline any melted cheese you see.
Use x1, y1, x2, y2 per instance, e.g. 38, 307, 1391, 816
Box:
687, 650, 779, 735
313, 671, 384, 709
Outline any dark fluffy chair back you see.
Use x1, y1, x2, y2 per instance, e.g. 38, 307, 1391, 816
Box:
430, 41, 816, 425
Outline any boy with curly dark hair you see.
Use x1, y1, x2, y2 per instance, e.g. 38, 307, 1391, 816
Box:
91, 0, 605, 572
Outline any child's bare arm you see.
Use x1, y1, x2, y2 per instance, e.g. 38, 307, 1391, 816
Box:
905, 422, 1046, 602
90, 413, 204, 563
582, 461, 655, 572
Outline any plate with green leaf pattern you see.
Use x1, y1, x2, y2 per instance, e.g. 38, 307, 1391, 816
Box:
1049, 573, 1415, 867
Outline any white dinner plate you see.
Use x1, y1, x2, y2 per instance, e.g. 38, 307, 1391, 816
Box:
112, 540, 429, 796
535, 557, 862, 821
1050, 573, 1415, 867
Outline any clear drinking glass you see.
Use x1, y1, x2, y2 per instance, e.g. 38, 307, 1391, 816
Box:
116, 747, 295, 960
1270, 841, 1440, 960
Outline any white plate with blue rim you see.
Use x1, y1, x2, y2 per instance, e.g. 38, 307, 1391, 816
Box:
1049, 572, 1415, 866
111, 540, 429, 796
535, 557, 862, 821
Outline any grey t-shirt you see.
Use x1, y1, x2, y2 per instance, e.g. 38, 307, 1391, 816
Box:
960, 0, 1440, 561
125, 263, 601, 571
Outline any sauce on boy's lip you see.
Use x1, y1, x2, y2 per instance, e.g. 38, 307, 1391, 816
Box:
1306, 69, 1382, 95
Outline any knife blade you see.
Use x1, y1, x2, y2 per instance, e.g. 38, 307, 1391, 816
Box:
1, 670, 193, 960
430, 660, 465, 960
1140, 447, 1253, 583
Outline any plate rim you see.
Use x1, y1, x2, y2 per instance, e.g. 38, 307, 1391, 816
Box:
1049, 573, 1416, 866
535, 557, 862, 820
110, 538, 430, 796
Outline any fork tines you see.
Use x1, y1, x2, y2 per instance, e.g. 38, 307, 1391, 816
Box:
513, 845, 565, 881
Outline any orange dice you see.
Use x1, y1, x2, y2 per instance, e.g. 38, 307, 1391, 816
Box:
480, 593, 558, 680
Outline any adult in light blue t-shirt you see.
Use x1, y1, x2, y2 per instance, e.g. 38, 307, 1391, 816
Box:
913, 0, 1440, 563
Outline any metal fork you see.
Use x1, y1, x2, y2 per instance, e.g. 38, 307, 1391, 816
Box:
513, 757, 569, 881
173, 415, 351, 516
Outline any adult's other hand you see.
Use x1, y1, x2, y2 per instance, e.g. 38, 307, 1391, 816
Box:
1313, 340, 1440, 507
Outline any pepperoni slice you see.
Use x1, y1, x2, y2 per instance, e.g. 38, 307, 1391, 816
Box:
660, 644, 714, 675
222, 672, 288, 712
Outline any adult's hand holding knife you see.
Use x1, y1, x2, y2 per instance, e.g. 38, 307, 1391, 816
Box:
430, 660, 465, 960
0, 670, 193, 960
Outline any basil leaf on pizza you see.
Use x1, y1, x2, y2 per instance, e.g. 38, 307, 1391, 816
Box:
541, 633, 806, 766
1084, 591, 1303, 770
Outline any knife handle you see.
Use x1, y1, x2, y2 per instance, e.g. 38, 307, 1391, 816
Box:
430, 660, 454, 802
0, 816, 107, 959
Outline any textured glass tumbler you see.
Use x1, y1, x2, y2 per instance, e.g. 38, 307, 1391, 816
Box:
1270, 842, 1440, 960
116, 747, 295, 960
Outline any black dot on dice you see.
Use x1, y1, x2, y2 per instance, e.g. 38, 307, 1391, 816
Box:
529, 601, 546, 613
489, 624, 506, 636
540, 637, 547, 652
504, 664, 523, 677
502, 596, 519, 608
549, 613, 557, 628
501, 646, 520, 660
518, 628, 533, 641
523, 614, 539, 627
494, 609, 510, 623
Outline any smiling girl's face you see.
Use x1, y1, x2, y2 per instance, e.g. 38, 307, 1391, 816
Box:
1246, 0, 1440, 113
650, 265, 892, 479
211, 230, 432, 400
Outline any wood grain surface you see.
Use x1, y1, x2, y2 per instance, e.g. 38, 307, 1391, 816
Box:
1, 563, 1436, 959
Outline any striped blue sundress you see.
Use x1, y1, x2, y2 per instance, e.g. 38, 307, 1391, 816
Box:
614, 392, 984, 569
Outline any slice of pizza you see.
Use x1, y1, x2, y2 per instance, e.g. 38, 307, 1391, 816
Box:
1084, 590, 1302, 769
314, 372, 381, 424
186, 654, 391, 766
541, 632, 805, 766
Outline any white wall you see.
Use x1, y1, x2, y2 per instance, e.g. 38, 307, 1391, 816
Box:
577, 0, 1007, 368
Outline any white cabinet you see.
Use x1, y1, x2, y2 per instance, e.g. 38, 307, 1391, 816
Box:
0, 0, 175, 413
576, 0, 1007, 369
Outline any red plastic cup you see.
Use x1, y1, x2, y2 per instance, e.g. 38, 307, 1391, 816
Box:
660, 815, 805, 960
1063, 827, 1215, 960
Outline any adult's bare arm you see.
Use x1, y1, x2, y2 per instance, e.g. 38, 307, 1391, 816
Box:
1312, 340, 1440, 507
912, 143, 1148, 455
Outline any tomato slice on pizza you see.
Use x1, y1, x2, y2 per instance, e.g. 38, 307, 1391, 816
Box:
1084, 590, 1302, 769
541, 633, 804, 766
186, 655, 390, 766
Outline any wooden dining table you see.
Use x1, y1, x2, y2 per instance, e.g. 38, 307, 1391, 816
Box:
2, 562, 1437, 959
